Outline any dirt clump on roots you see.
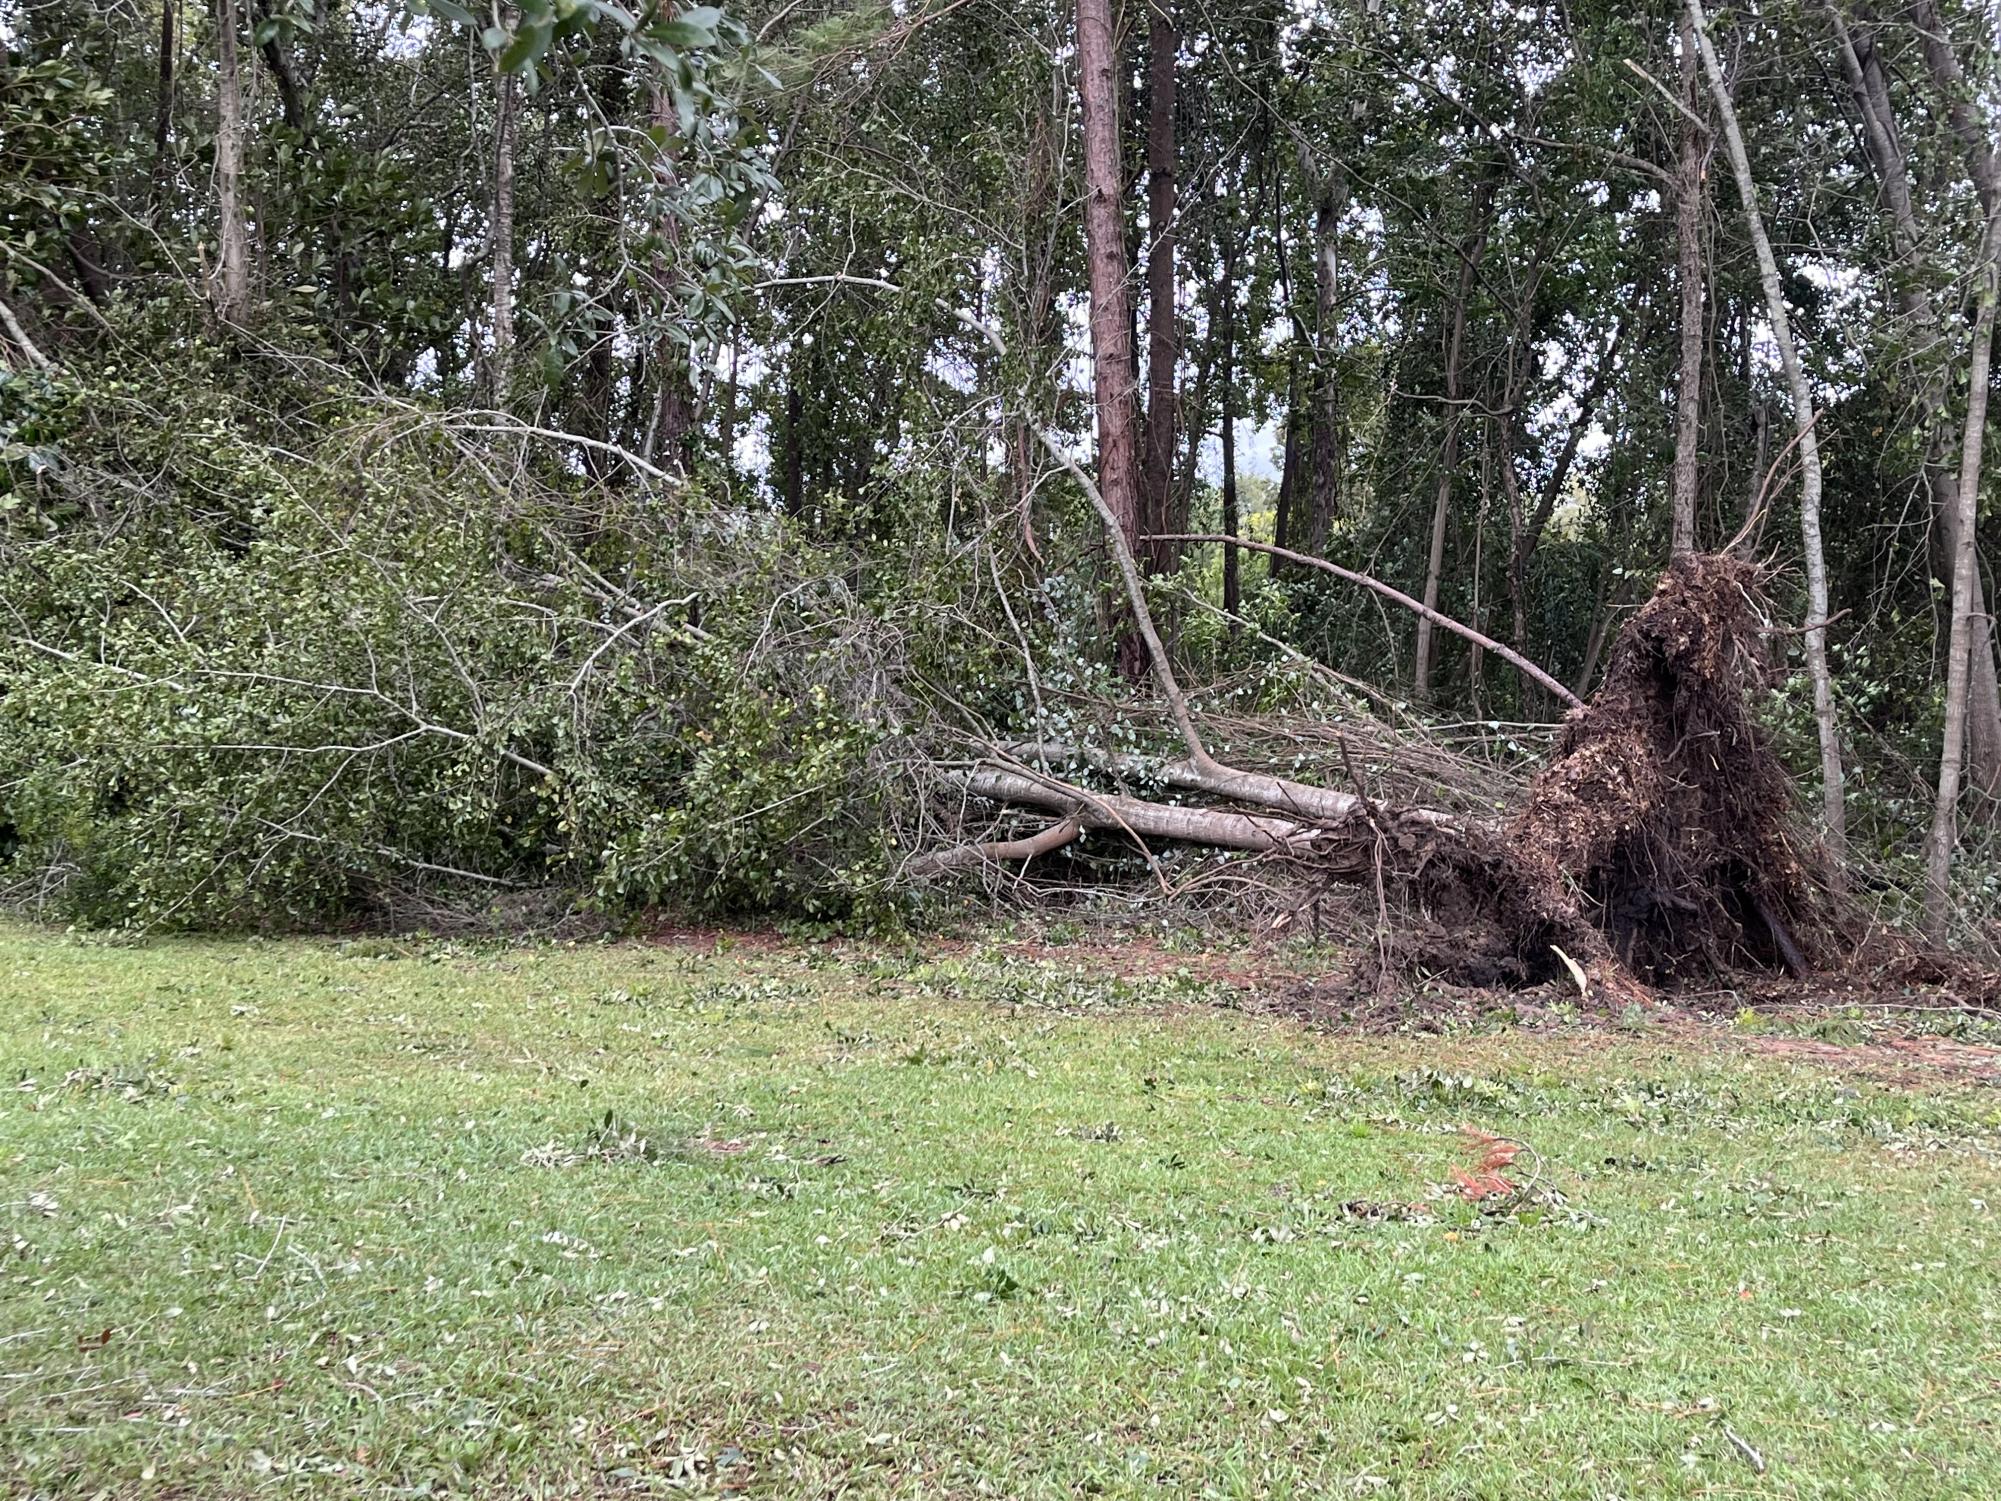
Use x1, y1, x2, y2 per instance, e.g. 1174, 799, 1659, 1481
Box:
1398, 553, 1844, 991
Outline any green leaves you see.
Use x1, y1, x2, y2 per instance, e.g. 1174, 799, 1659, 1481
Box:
423, 0, 744, 83
655, 6, 724, 48
497, 21, 553, 76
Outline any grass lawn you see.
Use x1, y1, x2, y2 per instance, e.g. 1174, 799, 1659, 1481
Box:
2, 924, 1998, 1498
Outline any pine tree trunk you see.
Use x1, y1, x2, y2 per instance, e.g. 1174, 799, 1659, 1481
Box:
1077, 0, 1145, 674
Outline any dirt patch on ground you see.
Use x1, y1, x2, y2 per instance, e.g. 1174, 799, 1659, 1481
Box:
1729, 1029, 2001, 1087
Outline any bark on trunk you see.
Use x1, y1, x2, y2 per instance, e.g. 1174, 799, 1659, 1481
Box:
489, 58, 518, 407
1925, 237, 1998, 935
1902, 0, 2001, 803
1077, 0, 1146, 675
1273, 360, 1301, 566
1303, 158, 1347, 558
1506, 316, 1626, 683
1690, 0, 1846, 861
212, 0, 252, 328
1140, 6, 1180, 573
642, 73, 695, 472
1413, 180, 1494, 700
955, 769, 1317, 852
1671, 9, 1707, 557
151, 0, 176, 214
252, 0, 307, 133
1219, 239, 1241, 621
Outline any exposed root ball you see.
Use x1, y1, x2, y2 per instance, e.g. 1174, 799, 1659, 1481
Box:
1502, 552, 1838, 984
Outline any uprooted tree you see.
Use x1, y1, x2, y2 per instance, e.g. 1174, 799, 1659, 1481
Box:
917, 481, 1846, 994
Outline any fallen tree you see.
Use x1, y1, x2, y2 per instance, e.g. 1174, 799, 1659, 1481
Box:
917, 462, 1845, 992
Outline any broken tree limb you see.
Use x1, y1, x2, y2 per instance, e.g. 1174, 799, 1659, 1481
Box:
1148, 533, 1583, 711
1001, 740, 1457, 829
953, 768, 1318, 852
906, 815, 1083, 877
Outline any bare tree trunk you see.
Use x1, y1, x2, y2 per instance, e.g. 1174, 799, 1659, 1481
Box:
642, 74, 695, 471
1076, 0, 1145, 674
1690, 0, 1846, 861
1140, 4, 1180, 573
780, 376, 805, 517
486, 70, 516, 406
1219, 234, 1241, 622
1904, 1, 2000, 206
1926, 237, 1998, 935
151, 0, 177, 215
1413, 181, 1493, 700
212, 0, 252, 327
1304, 157, 1347, 558
1671, 9, 1707, 557
488, 58, 518, 407
1273, 359, 1300, 565
1903, 0, 2001, 804
1507, 316, 1626, 675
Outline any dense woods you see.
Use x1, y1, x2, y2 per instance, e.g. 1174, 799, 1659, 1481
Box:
1, 1, 1998, 965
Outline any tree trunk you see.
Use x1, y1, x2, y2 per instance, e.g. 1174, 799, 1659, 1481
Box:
780, 375, 805, 516
1140, 5, 1180, 573
1219, 234, 1241, 622
151, 0, 176, 215
1671, 9, 1707, 557
1413, 180, 1494, 700
1902, 0, 2001, 803
1822, 6, 2001, 806
212, 0, 252, 327
1273, 359, 1301, 568
1925, 236, 1998, 935
1076, 0, 1145, 674
1506, 315, 1626, 682
1905, 0, 2001, 922
252, 0, 307, 133
717, 342, 740, 474
640, 74, 695, 471
1304, 157, 1347, 558
488, 58, 518, 407
1690, 0, 1846, 861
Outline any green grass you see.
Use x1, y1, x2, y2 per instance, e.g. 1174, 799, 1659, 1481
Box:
2, 926, 1999, 1498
